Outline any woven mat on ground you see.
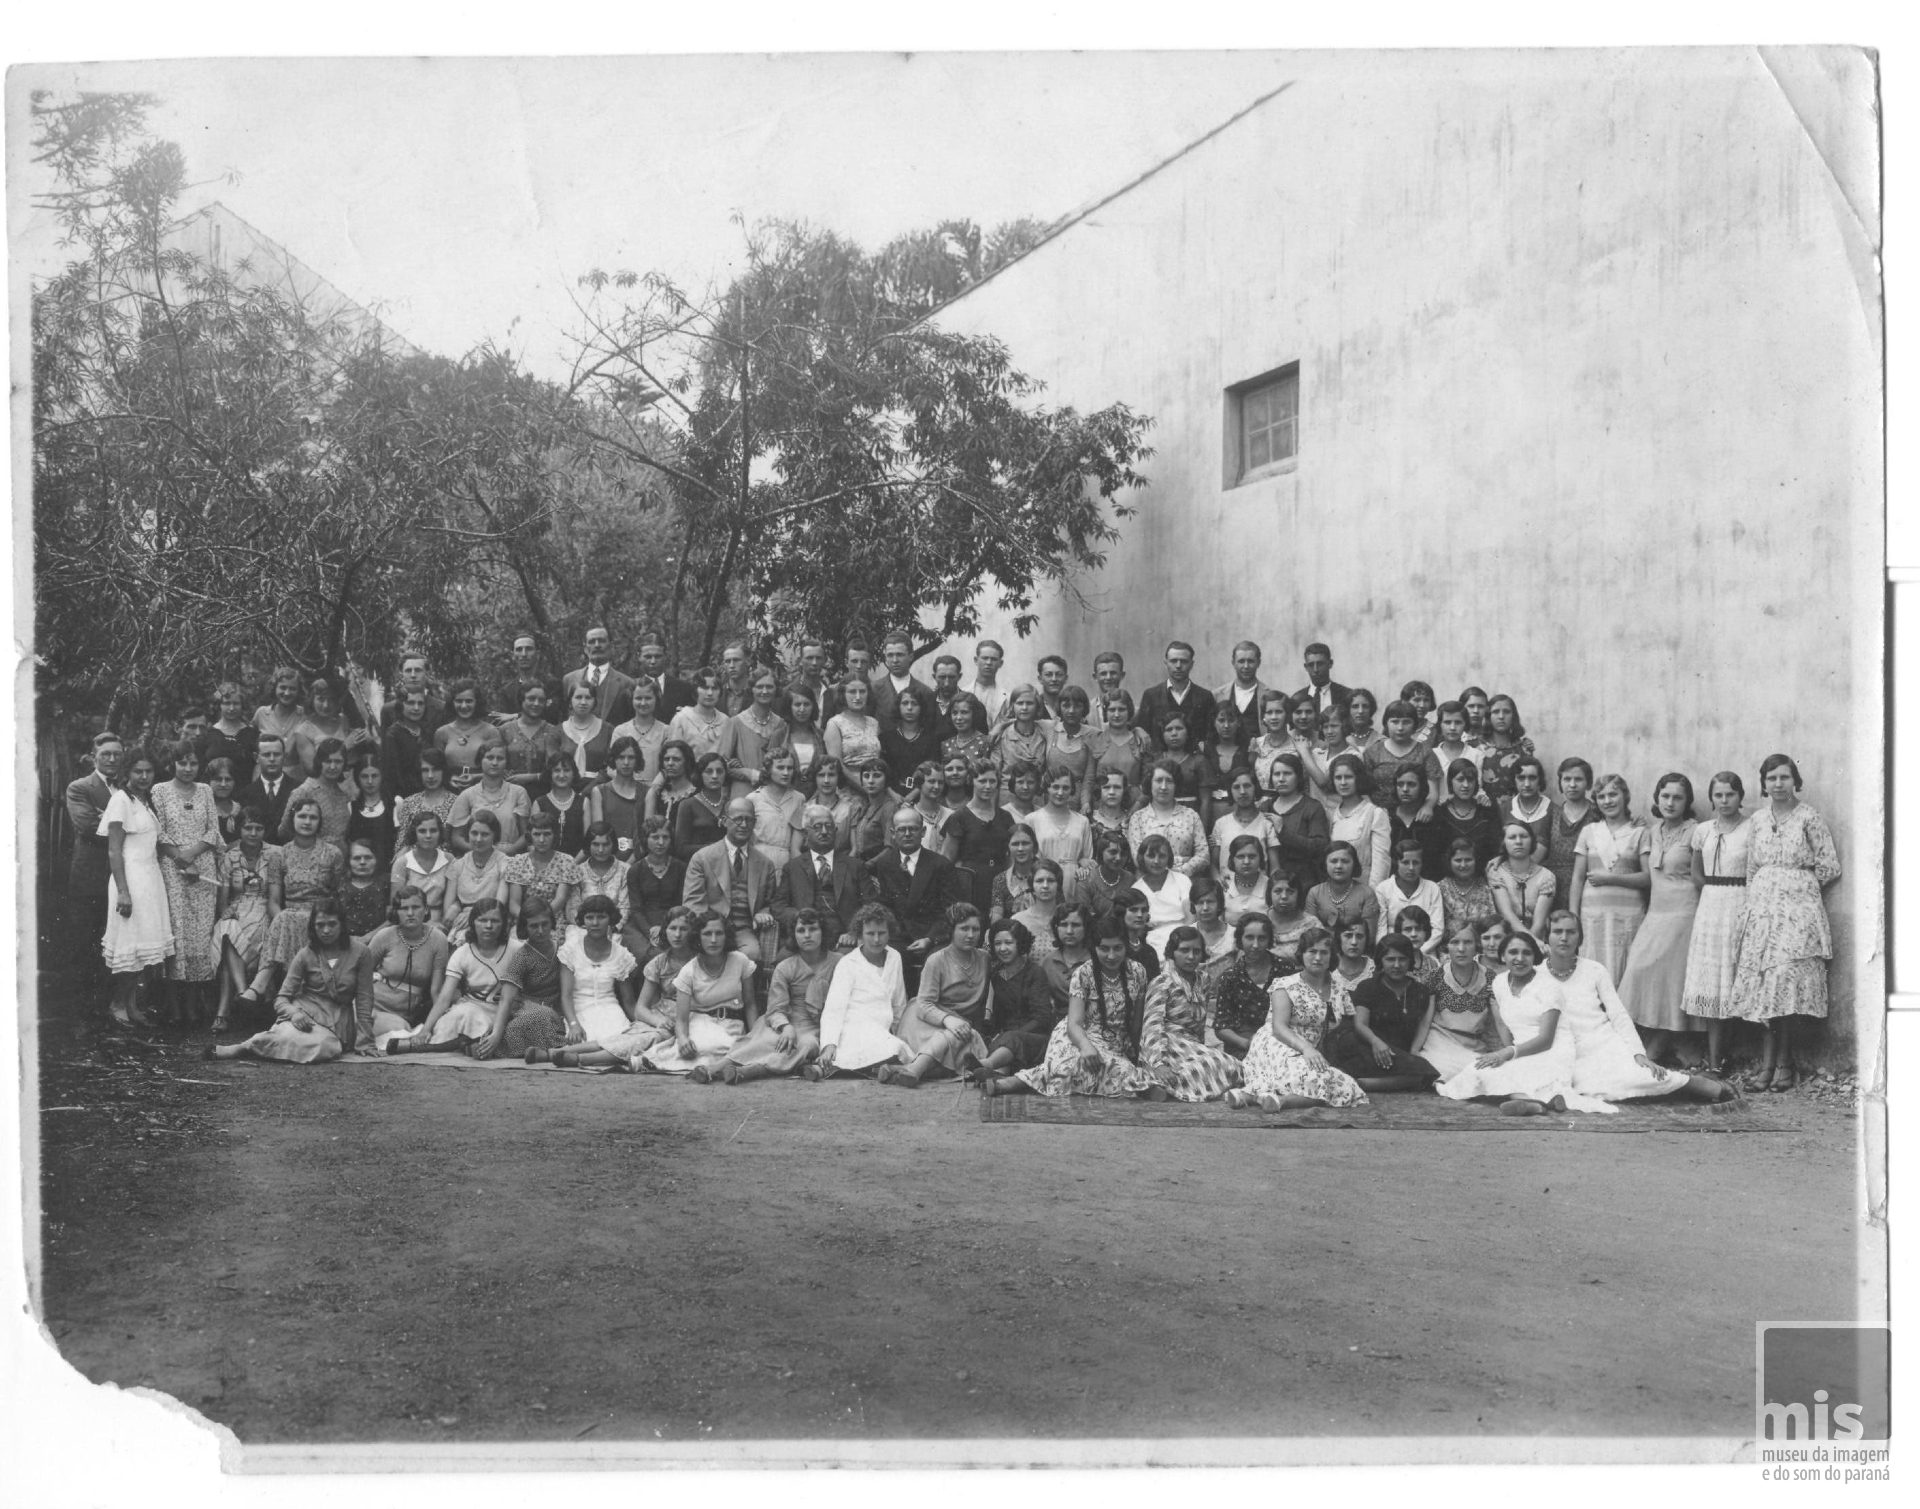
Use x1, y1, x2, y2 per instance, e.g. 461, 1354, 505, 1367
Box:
977, 1092, 1783, 1131
333, 1053, 611, 1074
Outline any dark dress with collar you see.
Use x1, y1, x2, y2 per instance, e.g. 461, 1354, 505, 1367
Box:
1324, 976, 1440, 1083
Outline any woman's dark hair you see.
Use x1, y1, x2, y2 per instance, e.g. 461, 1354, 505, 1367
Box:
1446, 836, 1479, 862
392, 884, 430, 915
1399, 680, 1436, 706
1397, 904, 1434, 936
1557, 755, 1594, 785
1030, 857, 1064, 884
1709, 770, 1747, 800
691, 667, 723, 692
1546, 907, 1583, 944
419, 748, 449, 773
1085, 914, 1141, 1057
1058, 684, 1091, 717
1374, 931, 1418, 966
946, 691, 987, 730
1233, 911, 1273, 947
1324, 838, 1360, 867
1445, 757, 1481, 794
1758, 752, 1804, 792
1268, 751, 1307, 790
1488, 693, 1528, 740
467, 898, 509, 937
946, 901, 985, 934
312, 736, 347, 771
850, 901, 897, 938
526, 807, 558, 836
1327, 750, 1369, 794
1094, 828, 1131, 862
658, 739, 695, 777
284, 792, 324, 827
1189, 874, 1223, 906
1651, 771, 1697, 817
164, 738, 200, 775
1135, 833, 1174, 865
1502, 931, 1545, 965
203, 756, 236, 782
1227, 833, 1266, 865
989, 917, 1034, 956
465, 809, 502, 840
238, 804, 269, 831
575, 892, 621, 924
1512, 754, 1548, 785
693, 909, 731, 948
1050, 904, 1096, 945
516, 897, 556, 940
1391, 763, 1431, 807
1163, 924, 1206, 963
1294, 925, 1336, 963
1346, 687, 1377, 719
402, 807, 445, 847
306, 897, 349, 950
446, 679, 487, 718
583, 819, 617, 850
791, 905, 825, 934
609, 735, 642, 767
1003, 759, 1042, 790
1381, 699, 1420, 729
1435, 699, 1467, 725
694, 751, 729, 784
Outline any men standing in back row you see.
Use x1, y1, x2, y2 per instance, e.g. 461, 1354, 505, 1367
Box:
1292, 642, 1352, 721
1213, 640, 1272, 744
1135, 640, 1218, 749
563, 626, 636, 726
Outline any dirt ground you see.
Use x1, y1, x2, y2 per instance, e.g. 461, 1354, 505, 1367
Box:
31, 969, 1863, 1448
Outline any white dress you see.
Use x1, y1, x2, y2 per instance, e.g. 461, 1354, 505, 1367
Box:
1681, 817, 1752, 1020
1139, 871, 1193, 956
1330, 801, 1393, 885
1374, 876, 1447, 952
1436, 970, 1584, 1105
1552, 956, 1691, 1104
427, 939, 521, 1043
815, 947, 911, 1071
99, 791, 175, 972
560, 934, 640, 1045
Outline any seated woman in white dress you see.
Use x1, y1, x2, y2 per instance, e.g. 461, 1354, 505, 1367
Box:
1434, 931, 1578, 1115
807, 902, 914, 1081
530, 894, 656, 1068
1541, 911, 1740, 1106
392, 899, 518, 1052
641, 909, 758, 1074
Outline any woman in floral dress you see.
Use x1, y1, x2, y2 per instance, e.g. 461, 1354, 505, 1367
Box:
1126, 762, 1210, 878
1225, 927, 1367, 1110
241, 794, 341, 1005
152, 740, 223, 1022
1212, 913, 1280, 1058
1477, 694, 1536, 806
1680, 772, 1752, 1074
1411, 918, 1504, 1079
1731, 754, 1842, 1092
502, 809, 579, 928
989, 915, 1161, 1099
1138, 927, 1243, 1101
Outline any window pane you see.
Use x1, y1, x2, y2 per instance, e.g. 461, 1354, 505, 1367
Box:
1275, 414, 1296, 460
1246, 427, 1271, 471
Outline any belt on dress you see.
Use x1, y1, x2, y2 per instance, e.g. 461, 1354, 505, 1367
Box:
1701, 876, 1746, 887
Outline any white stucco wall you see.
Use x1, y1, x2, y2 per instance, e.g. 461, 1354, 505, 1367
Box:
932, 48, 1882, 1057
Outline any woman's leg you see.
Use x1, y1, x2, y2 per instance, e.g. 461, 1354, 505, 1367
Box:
878, 1050, 944, 1088
979, 1074, 1034, 1097
1703, 1017, 1725, 1073
1354, 1074, 1434, 1094
1640, 1027, 1672, 1064
108, 971, 143, 1027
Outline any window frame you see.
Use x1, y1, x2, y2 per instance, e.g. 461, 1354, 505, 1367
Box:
1224, 361, 1300, 488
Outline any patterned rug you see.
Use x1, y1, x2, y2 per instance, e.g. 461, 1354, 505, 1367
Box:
976, 1092, 1782, 1131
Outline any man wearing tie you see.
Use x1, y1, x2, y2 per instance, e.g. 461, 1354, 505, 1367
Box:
778, 804, 864, 950
1290, 641, 1354, 722
1135, 640, 1219, 751
869, 631, 937, 734
562, 626, 636, 727
865, 805, 965, 991
63, 730, 123, 982
682, 799, 789, 963
635, 636, 697, 720
237, 735, 296, 837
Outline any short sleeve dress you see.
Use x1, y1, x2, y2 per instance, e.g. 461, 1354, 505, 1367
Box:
1730, 802, 1841, 1022
1680, 817, 1752, 1020
560, 933, 641, 1047
493, 940, 567, 1058
151, 779, 222, 981
1139, 966, 1243, 1101
99, 790, 176, 973
502, 851, 581, 914
262, 840, 344, 966
1237, 973, 1367, 1106
1574, 820, 1650, 983
1418, 959, 1502, 1079
641, 952, 756, 1072
427, 939, 521, 1043
1015, 960, 1156, 1099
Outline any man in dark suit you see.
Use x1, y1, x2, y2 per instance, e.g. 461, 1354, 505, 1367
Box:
561, 625, 636, 727
869, 630, 937, 734
1290, 641, 1354, 723
635, 636, 697, 720
491, 634, 562, 725
863, 805, 966, 989
775, 638, 831, 727
379, 651, 448, 734
1212, 639, 1273, 745
682, 799, 790, 963
778, 804, 864, 950
819, 640, 876, 724
1134, 639, 1218, 752
63, 730, 123, 983
237, 734, 297, 837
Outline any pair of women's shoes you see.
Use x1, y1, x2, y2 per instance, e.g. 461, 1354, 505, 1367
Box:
688, 1062, 745, 1084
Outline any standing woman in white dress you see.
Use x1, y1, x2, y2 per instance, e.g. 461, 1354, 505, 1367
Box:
1569, 773, 1649, 983
808, 902, 913, 1080
101, 749, 174, 1029
1680, 772, 1751, 1075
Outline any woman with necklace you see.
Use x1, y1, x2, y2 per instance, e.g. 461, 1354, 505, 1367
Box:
1434, 931, 1574, 1114
1331, 917, 1377, 992
968, 913, 1070, 1083
1344, 689, 1379, 753
1155, 713, 1213, 830
397, 898, 518, 1051
643, 907, 760, 1074
708, 906, 833, 1082
1488, 818, 1556, 950
503, 809, 579, 930
390, 810, 455, 917
587, 737, 647, 861
1306, 840, 1381, 941
643, 740, 698, 828
211, 806, 280, 1033
1325, 933, 1440, 1092
669, 668, 731, 761
720, 666, 791, 799
1130, 833, 1192, 958
1618, 773, 1705, 1064
345, 760, 395, 874
1543, 911, 1740, 1105
1266, 872, 1314, 972
441, 809, 508, 944
670, 752, 731, 863
360, 885, 450, 1047
152, 740, 223, 1026
1267, 754, 1332, 904
1438, 838, 1497, 938
532, 894, 649, 1068
879, 687, 940, 793
290, 676, 374, 778
559, 682, 612, 788
240, 794, 342, 1009
907, 762, 952, 849
1074, 829, 1137, 922
1680, 772, 1753, 1074
1027, 769, 1094, 904
395, 750, 456, 848
1212, 914, 1279, 1059
782, 685, 826, 792
502, 682, 565, 795
607, 681, 669, 789
1139, 926, 1243, 1101
622, 816, 686, 960
990, 685, 1050, 780
572, 823, 629, 930
1083, 691, 1154, 813
1478, 695, 1537, 806
941, 692, 993, 770
253, 666, 307, 774
1361, 701, 1442, 823
448, 741, 531, 856
101, 749, 174, 1030
1327, 752, 1391, 884
534, 752, 588, 858
884, 902, 997, 1087
280, 738, 353, 847
473, 899, 567, 1060
943, 760, 1014, 915
748, 749, 808, 869
1570, 773, 1650, 982
1249, 689, 1297, 802
1501, 756, 1554, 866
1225, 927, 1367, 1110
990, 915, 1162, 1100
208, 899, 374, 1064
203, 682, 260, 789
1730, 754, 1842, 1093
1545, 757, 1599, 911
1432, 759, 1502, 873
1410, 919, 1504, 1080
435, 681, 503, 795
822, 674, 883, 771
1126, 762, 1208, 879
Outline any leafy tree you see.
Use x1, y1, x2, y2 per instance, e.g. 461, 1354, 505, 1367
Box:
565, 215, 1153, 666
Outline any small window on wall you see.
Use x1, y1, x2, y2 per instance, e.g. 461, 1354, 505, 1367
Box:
1226, 363, 1299, 487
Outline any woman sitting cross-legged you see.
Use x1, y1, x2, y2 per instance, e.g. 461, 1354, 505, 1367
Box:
467, 900, 571, 1060
966, 915, 1066, 1084
1322, 933, 1442, 1092
1224, 926, 1368, 1111
983, 914, 1166, 1100
1212, 912, 1281, 1059
808, 902, 915, 1082
1433, 931, 1576, 1115
208, 899, 374, 1064
1138, 925, 1244, 1101
392, 898, 518, 1053
641, 908, 759, 1075
360, 885, 451, 1048
528, 893, 651, 1068
1410, 918, 1504, 1080
705, 906, 834, 1083
881, 902, 998, 1087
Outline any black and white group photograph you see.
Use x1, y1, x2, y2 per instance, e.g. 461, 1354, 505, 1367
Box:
5, 10, 1909, 1497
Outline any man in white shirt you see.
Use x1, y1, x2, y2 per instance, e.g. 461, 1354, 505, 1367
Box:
961, 639, 1008, 727
1034, 654, 1069, 723
871, 630, 935, 732
1212, 640, 1271, 744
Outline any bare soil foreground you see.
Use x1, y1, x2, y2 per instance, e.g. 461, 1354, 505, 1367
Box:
34, 996, 1861, 1448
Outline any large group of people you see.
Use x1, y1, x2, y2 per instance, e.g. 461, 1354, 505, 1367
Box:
61, 628, 1843, 1107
